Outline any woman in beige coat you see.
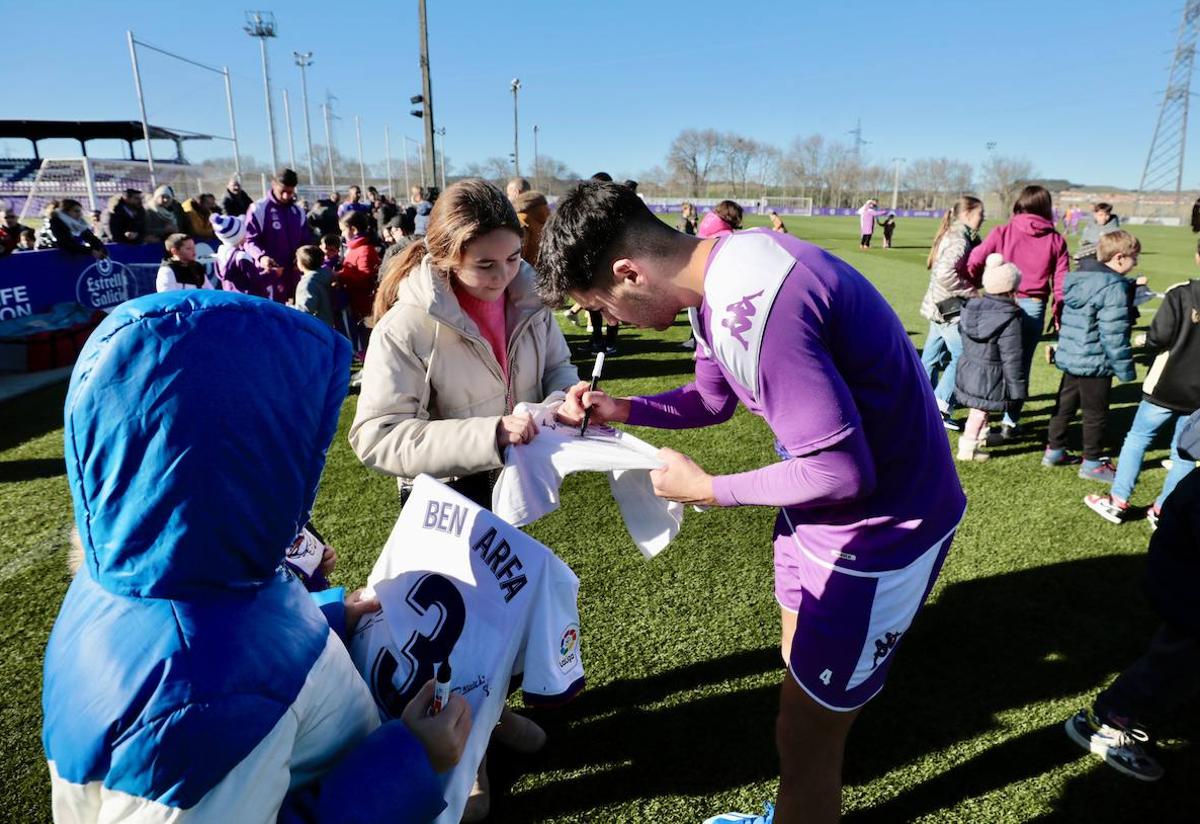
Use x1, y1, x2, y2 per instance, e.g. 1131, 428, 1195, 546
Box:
350, 178, 579, 509
350, 178, 578, 819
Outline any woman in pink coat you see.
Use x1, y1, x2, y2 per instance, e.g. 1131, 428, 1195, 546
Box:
858, 199, 889, 249
966, 185, 1071, 441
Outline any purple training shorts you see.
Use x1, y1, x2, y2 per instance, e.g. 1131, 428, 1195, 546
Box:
773, 510, 954, 711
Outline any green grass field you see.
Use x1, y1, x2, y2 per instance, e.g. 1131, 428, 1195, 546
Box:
2, 214, 1196, 822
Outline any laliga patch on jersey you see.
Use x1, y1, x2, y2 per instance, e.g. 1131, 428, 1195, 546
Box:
558, 623, 580, 672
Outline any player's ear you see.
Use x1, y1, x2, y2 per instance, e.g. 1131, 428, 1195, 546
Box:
611, 257, 639, 287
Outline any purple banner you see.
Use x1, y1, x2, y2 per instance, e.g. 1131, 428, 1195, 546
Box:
0, 243, 165, 318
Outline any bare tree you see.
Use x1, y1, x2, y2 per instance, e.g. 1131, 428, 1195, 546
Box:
982, 155, 1035, 211
666, 128, 724, 196
722, 133, 760, 197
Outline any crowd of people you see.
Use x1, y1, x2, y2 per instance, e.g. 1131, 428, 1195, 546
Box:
33, 168, 1200, 824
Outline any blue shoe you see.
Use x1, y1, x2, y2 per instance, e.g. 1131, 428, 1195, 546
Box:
704, 803, 775, 824
1079, 459, 1116, 483
1042, 447, 1081, 467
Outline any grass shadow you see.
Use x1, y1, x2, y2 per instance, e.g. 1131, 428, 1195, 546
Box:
0, 458, 65, 483
0, 381, 67, 454
481, 555, 1179, 821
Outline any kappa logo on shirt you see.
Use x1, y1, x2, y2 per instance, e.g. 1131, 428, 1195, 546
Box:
721, 290, 765, 349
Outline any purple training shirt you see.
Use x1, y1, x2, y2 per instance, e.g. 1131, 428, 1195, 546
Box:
628, 230, 966, 573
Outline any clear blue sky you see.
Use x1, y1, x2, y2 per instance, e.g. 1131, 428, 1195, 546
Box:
2, 0, 1192, 189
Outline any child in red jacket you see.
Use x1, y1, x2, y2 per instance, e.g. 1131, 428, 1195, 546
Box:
338, 210, 380, 357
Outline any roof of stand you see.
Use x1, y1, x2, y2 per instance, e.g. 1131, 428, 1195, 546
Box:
0, 120, 211, 143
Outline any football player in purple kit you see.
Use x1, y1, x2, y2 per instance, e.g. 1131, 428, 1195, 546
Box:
540, 182, 966, 824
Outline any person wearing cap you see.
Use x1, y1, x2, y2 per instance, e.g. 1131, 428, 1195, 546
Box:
953, 254, 1028, 462
104, 188, 149, 244
211, 212, 278, 299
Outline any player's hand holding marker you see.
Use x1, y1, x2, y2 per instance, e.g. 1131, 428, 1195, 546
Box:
555, 381, 631, 428
650, 447, 717, 507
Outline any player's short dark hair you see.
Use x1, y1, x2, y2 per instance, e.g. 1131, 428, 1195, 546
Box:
295, 244, 324, 271
1094, 202, 1112, 214
164, 233, 191, 253
623, 179, 638, 192
535, 180, 676, 305
320, 233, 341, 248
590, 172, 613, 182
275, 167, 299, 187
340, 209, 370, 234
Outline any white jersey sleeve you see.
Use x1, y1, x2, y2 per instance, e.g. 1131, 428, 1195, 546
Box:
515, 556, 585, 705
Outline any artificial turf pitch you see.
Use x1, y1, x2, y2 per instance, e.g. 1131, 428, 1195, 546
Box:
1, 214, 1196, 822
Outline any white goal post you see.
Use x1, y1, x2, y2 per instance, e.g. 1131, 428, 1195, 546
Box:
759, 196, 813, 217
15, 157, 195, 220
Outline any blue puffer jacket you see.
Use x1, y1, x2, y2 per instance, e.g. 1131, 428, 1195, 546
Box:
1054, 257, 1136, 381
43, 291, 445, 823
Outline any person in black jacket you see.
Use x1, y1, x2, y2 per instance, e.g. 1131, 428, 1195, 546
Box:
953, 254, 1027, 461
221, 177, 254, 217
308, 195, 340, 239
1087, 262, 1200, 526
1065, 413, 1200, 782
104, 189, 148, 244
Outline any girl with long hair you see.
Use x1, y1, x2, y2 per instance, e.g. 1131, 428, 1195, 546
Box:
351, 178, 578, 505
920, 196, 985, 428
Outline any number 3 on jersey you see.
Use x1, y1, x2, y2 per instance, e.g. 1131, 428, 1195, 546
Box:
371, 573, 466, 717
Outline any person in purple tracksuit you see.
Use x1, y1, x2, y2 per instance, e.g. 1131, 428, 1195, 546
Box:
243, 168, 312, 304
539, 181, 965, 824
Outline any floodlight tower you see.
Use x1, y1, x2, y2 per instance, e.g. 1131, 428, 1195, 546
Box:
245, 10, 280, 172
293, 51, 317, 185
511, 78, 521, 176
1137, 0, 1200, 215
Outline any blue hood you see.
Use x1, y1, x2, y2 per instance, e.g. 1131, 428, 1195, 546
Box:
65, 290, 350, 599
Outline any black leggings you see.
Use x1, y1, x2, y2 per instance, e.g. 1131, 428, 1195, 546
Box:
860, 234, 872, 247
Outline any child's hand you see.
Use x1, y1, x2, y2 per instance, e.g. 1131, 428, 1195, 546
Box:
343, 588, 380, 632
319, 544, 337, 577
402, 679, 472, 772
1135, 276, 1148, 286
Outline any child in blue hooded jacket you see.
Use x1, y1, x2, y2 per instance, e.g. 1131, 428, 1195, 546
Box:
1044, 230, 1139, 482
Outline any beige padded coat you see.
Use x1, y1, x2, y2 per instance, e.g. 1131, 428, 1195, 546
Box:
349, 255, 579, 481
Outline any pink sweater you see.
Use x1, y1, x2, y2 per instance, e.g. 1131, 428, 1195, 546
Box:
967, 213, 1070, 311
454, 282, 508, 378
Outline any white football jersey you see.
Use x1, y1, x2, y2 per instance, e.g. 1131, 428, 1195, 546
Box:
491, 397, 685, 558
351, 475, 585, 824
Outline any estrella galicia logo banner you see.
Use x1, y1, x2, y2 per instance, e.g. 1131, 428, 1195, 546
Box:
0, 243, 164, 318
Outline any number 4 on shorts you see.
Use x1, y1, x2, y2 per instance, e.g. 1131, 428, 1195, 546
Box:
819, 668, 833, 686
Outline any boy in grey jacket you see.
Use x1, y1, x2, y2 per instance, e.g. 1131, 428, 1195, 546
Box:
295, 245, 337, 328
